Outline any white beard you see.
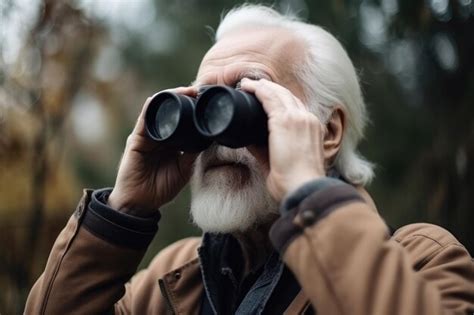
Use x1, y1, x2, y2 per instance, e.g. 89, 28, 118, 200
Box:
190, 145, 278, 233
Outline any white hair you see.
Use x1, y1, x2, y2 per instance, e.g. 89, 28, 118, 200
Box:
215, 4, 374, 185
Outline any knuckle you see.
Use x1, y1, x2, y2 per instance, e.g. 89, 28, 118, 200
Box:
257, 79, 273, 90
288, 111, 304, 122
309, 114, 321, 125
126, 134, 135, 146
258, 88, 275, 101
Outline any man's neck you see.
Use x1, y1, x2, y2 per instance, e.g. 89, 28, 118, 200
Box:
232, 215, 279, 277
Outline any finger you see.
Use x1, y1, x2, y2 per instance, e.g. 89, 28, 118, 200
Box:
294, 98, 308, 111
132, 96, 154, 136
164, 86, 199, 98
260, 80, 307, 111
240, 78, 297, 115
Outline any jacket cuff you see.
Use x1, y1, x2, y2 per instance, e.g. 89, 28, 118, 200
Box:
278, 177, 347, 216
81, 188, 161, 250
270, 178, 365, 254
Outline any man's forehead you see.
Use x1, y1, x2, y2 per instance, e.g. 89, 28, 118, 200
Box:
197, 26, 306, 86
213, 26, 302, 53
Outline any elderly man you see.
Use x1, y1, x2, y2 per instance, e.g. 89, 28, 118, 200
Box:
26, 5, 473, 315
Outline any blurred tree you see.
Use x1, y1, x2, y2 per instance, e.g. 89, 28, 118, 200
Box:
1, 0, 103, 312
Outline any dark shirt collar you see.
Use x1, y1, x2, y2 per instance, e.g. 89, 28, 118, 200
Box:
198, 232, 286, 314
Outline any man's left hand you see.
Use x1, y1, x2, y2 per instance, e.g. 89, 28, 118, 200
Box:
241, 78, 326, 202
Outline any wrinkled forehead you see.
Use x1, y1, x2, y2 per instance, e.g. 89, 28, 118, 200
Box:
196, 26, 307, 96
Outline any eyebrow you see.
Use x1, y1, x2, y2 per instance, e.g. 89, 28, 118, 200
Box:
238, 69, 272, 81
192, 68, 273, 88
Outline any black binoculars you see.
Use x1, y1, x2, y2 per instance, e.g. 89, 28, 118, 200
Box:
144, 85, 268, 152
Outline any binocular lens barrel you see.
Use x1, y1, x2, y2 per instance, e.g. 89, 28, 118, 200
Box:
144, 85, 268, 151
144, 92, 211, 152
155, 99, 180, 139
194, 86, 268, 148
201, 92, 234, 135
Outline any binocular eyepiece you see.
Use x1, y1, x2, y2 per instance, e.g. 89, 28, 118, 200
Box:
144, 86, 268, 152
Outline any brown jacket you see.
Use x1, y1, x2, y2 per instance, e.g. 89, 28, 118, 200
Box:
26, 186, 474, 314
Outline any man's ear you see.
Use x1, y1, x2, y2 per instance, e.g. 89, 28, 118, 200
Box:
323, 107, 345, 167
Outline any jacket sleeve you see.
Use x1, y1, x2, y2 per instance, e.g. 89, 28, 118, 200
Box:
25, 189, 160, 315
269, 178, 474, 315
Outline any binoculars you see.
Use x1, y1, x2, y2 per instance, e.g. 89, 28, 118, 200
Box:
144, 85, 268, 152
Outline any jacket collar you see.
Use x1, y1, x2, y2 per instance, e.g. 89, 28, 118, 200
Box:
159, 256, 311, 314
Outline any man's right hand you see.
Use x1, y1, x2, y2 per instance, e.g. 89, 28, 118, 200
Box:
108, 86, 199, 217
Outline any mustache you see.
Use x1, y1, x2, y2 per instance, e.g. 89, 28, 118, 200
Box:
198, 145, 256, 170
